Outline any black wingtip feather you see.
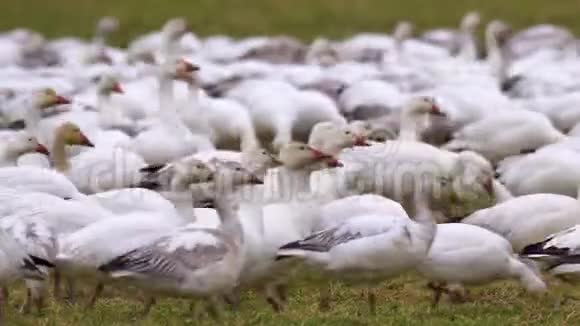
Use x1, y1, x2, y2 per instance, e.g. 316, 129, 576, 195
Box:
501, 75, 523, 93
132, 180, 161, 190
28, 255, 55, 268
139, 164, 166, 174
99, 249, 137, 273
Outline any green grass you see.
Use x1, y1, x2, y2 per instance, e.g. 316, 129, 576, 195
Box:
1, 0, 580, 46
5, 275, 580, 325
3, 0, 580, 324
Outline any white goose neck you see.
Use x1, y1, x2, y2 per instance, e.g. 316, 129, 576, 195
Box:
214, 195, 243, 245
275, 166, 313, 199
399, 111, 423, 141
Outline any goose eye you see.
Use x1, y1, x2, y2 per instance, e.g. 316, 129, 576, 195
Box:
345, 131, 351, 135
299, 146, 306, 151
27, 138, 33, 142
262, 151, 267, 155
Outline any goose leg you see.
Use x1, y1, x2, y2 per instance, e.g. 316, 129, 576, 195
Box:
318, 284, 331, 312
86, 282, 104, 309
53, 269, 61, 300
1, 287, 8, 301
366, 288, 377, 315
28, 280, 46, 314
205, 297, 222, 321
264, 284, 283, 312
19, 288, 32, 314
0, 285, 4, 323
222, 289, 241, 310
427, 282, 447, 306
141, 297, 156, 317
448, 283, 468, 303
65, 278, 76, 304
276, 283, 289, 303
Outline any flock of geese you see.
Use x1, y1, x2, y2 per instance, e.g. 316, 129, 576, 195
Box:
1, 10, 580, 321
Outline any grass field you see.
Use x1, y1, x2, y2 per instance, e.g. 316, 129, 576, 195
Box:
1, 0, 580, 45
4, 275, 580, 326
2, 0, 580, 325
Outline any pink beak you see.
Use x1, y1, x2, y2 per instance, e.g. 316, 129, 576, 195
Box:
55, 95, 71, 105
355, 136, 370, 146
311, 149, 332, 160
483, 178, 493, 194
431, 104, 446, 117
179, 59, 199, 72
35, 144, 50, 155
112, 82, 124, 94
79, 133, 94, 147
326, 159, 343, 168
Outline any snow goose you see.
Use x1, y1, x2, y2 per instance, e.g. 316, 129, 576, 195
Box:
443, 109, 565, 164
308, 121, 368, 156
521, 225, 580, 282
94, 163, 263, 315
127, 17, 189, 64
0, 133, 49, 166
226, 78, 344, 151
0, 229, 53, 321
0, 216, 58, 313
83, 16, 119, 65
132, 59, 215, 165
418, 223, 546, 305
0, 123, 94, 199
317, 137, 501, 222
462, 192, 580, 252
177, 65, 260, 152
276, 191, 436, 314
496, 147, 580, 197
216, 142, 340, 311
421, 11, 481, 60
45, 122, 142, 194
1, 88, 70, 135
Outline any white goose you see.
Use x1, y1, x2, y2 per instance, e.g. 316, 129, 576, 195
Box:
177, 65, 259, 152
94, 164, 263, 315
496, 147, 580, 198
0, 229, 53, 321
462, 192, 580, 252
521, 224, 580, 282
418, 223, 546, 305
132, 59, 215, 165
443, 109, 565, 164
0, 133, 49, 167
276, 191, 436, 314
0, 216, 58, 313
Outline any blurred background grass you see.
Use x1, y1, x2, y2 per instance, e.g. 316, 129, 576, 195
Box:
1, 0, 580, 45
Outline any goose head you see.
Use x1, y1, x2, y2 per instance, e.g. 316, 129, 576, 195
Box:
162, 18, 189, 42
448, 151, 496, 213
174, 159, 215, 185
95, 16, 119, 38
97, 75, 123, 95
278, 142, 341, 170
399, 96, 445, 141
160, 58, 199, 83
56, 122, 94, 147
241, 147, 282, 176
35, 88, 70, 109
486, 20, 512, 50
6, 134, 49, 157
393, 21, 414, 44
404, 96, 444, 117
309, 121, 369, 155
460, 11, 481, 32
348, 120, 396, 143
215, 160, 264, 186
